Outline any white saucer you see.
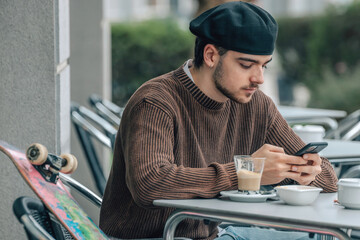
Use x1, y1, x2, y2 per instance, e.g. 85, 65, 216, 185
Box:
220, 190, 277, 203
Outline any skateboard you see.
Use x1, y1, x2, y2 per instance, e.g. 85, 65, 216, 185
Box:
0, 140, 109, 240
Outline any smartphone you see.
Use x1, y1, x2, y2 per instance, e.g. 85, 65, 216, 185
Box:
294, 142, 328, 156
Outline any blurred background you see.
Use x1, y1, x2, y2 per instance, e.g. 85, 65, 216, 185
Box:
89, 0, 360, 221
109, 0, 360, 113
1, 0, 360, 238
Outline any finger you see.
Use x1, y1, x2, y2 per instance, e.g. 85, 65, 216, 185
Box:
281, 171, 301, 179
288, 164, 303, 172
292, 165, 321, 175
291, 165, 316, 174
303, 153, 322, 165
295, 174, 316, 185
291, 172, 313, 183
289, 164, 295, 171
283, 155, 308, 165
266, 144, 285, 153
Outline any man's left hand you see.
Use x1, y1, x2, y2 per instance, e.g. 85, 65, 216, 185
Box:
290, 153, 322, 185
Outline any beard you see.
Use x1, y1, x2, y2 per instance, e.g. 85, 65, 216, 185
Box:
213, 58, 258, 104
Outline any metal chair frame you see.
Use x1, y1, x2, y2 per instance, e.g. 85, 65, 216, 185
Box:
59, 173, 102, 208
13, 196, 66, 240
342, 121, 360, 141
287, 117, 339, 131
89, 94, 123, 128
325, 109, 360, 140
71, 103, 117, 195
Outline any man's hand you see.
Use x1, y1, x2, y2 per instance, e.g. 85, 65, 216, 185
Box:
252, 144, 321, 185
290, 153, 322, 185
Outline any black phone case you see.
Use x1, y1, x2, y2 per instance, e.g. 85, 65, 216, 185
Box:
295, 142, 328, 156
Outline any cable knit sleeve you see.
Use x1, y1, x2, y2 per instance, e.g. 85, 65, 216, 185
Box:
265, 100, 338, 193
122, 100, 238, 207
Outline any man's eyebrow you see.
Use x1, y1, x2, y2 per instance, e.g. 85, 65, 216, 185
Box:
237, 57, 273, 64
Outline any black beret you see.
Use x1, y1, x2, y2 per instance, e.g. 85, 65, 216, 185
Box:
189, 1, 278, 55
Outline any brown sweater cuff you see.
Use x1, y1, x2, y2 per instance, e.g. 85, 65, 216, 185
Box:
223, 162, 238, 190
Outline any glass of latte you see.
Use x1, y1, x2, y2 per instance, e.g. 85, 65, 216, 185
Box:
234, 155, 265, 193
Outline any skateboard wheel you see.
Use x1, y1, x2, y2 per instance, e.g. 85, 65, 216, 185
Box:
26, 143, 48, 165
59, 154, 78, 174
72, 157, 78, 173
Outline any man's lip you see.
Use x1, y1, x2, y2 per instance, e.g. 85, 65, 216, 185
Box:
244, 87, 257, 92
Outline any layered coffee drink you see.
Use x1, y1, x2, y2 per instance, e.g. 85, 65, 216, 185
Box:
234, 155, 265, 193
237, 169, 262, 191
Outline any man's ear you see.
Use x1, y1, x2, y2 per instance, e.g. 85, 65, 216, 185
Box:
203, 44, 219, 68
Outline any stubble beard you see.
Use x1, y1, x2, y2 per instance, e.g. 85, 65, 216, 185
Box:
213, 58, 254, 104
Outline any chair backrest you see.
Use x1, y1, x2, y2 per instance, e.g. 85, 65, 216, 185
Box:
325, 109, 360, 139
89, 94, 124, 128
72, 102, 118, 148
340, 165, 360, 178
70, 102, 117, 195
13, 196, 74, 240
341, 121, 360, 141
287, 117, 338, 131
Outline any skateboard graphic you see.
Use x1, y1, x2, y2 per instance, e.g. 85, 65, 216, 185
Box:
0, 140, 109, 240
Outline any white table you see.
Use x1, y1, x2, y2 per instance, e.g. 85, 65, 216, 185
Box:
322, 139, 360, 161
278, 106, 347, 120
154, 193, 359, 240
278, 106, 347, 130
321, 139, 360, 177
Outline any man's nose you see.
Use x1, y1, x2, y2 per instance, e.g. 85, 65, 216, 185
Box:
250, 66, 264, 85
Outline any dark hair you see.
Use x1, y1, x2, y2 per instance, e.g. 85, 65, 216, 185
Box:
193, 37, 228, 69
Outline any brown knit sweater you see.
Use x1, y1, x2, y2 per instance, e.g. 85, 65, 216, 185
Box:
99, 63, 338, 239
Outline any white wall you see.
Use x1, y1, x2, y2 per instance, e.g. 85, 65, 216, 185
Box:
0, 0, 70, 238
69, 0, 111, 224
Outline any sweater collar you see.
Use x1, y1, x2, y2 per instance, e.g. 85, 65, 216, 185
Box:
173, 61, 229, 110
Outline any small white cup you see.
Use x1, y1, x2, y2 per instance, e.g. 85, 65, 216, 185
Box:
337, 178, 360, 209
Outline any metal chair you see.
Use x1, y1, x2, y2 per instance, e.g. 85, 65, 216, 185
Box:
59, 173, 102, 208
89, 94, 124, 128
341, 121, 360, 141
71, 102, 117, 195
287, 117, 339, 131
12, 196, 73, 240
324, 110, 360, 179
72, 102, 118, 149
325, 109, 360, 140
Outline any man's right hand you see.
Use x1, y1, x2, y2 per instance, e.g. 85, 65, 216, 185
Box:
251, 144, 308, 185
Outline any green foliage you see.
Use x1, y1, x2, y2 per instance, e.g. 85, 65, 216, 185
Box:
111, 19, 194, 106
306, 3, 360, 86
276, 16, 313, 85
309, 66, 360, 113
276, 1, 360, 113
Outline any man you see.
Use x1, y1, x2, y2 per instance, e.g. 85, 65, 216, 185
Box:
100, 2, 338, 239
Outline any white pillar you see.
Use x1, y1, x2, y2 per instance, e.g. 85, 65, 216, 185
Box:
70, 0, 111, 224
0, 0, 70, 238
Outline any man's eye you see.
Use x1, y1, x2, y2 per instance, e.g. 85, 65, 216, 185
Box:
262, 65, 268, 69
240, 64, 251, 69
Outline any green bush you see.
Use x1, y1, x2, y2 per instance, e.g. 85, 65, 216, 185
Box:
309, 66, 360, 114
276, 16, 313, 86
276, 1, 360, 113
111, 19, 194, 106
305, 3, 360, 88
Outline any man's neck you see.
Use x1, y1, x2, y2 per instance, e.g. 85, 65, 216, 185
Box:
189, 64, 227, 103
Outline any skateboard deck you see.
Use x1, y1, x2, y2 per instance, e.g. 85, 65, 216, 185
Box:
0, 140, 109, 240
